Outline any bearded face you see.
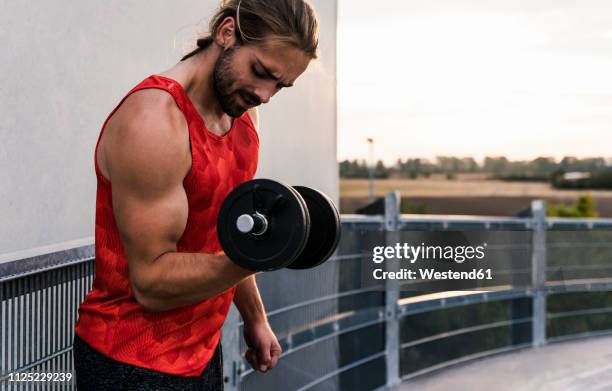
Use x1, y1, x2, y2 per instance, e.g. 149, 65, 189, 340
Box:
210, 39, 312, 119
213, 44, 261, 118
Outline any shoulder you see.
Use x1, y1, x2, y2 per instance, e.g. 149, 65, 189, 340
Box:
247, 107, 259, 132
121, 89, 185, 129
109, 89, 187, 148
103, 88, 191, 190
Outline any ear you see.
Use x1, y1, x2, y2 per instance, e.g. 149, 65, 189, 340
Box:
214, 16, 238, 49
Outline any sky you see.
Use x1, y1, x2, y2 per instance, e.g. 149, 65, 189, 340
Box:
337, 0, 612, 165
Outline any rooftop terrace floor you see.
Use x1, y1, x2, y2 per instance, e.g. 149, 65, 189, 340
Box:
401, 335, 612, 391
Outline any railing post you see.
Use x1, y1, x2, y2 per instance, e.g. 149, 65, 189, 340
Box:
222, 305, 242, 391
531, 199, 547, 347
384, 191, 401, 389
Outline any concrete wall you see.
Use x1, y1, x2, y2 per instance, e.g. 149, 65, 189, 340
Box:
0, 1, 337, 259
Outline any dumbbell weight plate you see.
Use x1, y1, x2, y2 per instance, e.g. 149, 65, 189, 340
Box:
287, 186, 341, 270
217, 179, 310, 271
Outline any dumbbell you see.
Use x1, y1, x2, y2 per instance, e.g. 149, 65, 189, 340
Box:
217, 179, 341, 271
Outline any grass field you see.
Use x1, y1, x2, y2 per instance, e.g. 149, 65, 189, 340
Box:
341, 174, 612, 198
340, 175, 612, 216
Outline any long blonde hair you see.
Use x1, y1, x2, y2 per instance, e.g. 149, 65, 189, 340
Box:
182, 0, 319, 60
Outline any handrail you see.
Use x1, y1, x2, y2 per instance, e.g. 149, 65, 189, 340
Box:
3, 212, 612, 390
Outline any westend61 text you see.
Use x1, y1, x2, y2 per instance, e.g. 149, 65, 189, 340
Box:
373, 268, 493, 280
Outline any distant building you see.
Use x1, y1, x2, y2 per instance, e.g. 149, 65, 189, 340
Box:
563, 172, 592, 181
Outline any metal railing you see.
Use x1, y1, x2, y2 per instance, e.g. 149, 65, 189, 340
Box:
3, 194, 612, 390
1, 246, 95, 390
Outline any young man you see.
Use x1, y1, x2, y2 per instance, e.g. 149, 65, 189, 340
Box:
72, 0, 319, 389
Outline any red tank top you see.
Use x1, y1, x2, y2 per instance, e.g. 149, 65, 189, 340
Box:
75, 75, 259, 376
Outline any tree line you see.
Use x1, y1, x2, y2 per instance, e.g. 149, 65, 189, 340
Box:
339, 156, 612, 188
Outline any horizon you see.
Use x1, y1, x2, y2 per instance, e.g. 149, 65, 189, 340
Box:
337, 0, 612, 166
338, 155, 612, 166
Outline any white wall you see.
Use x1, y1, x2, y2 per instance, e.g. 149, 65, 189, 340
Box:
0, 0, 337, 258
257, 1, 338, 199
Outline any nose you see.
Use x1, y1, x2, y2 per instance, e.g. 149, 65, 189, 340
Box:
254, 89, 272, 104
254, 83, 277, 105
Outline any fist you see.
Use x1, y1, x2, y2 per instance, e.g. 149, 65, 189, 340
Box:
243, 320, 282, 372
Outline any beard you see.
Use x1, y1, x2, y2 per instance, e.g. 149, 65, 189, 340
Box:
213, 44, 257, 118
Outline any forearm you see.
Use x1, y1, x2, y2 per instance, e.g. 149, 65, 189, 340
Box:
234, 275, 267, 324
134, 251, 254, 312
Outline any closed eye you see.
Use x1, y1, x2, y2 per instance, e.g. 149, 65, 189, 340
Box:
253, 61, 293, 89
252, 65, 267, 79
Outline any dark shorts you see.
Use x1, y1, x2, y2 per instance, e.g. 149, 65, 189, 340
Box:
72, 334, 223, 391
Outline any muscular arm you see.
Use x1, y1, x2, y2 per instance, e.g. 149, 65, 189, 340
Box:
104, 90, 253, 312
232, 109, 281, 372
234, 107, 266, 322
233, 275, 266, 324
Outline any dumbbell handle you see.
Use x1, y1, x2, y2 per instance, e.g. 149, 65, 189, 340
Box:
236, 212, 268, 236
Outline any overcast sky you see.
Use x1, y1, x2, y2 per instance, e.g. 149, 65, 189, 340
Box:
337, 0, 612, 164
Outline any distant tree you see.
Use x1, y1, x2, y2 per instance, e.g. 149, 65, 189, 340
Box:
558, 156, 607, 173
344, 155, 612, 184
560, 156, 578, 171
484, 156, 509, 175
529, 157, 556, 176
436, 156, 461, 173
339, 159, 371, 178
461, 157, 478, 173
374, 160, 389, 178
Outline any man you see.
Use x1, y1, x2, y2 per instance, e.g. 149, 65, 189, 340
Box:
72, 0, 319, 389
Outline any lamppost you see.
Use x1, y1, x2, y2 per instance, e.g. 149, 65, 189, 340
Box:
367, 138, 374, 202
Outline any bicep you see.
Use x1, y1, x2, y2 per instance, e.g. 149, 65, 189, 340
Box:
104, 91, 190, 292
112, 181, 188, 271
